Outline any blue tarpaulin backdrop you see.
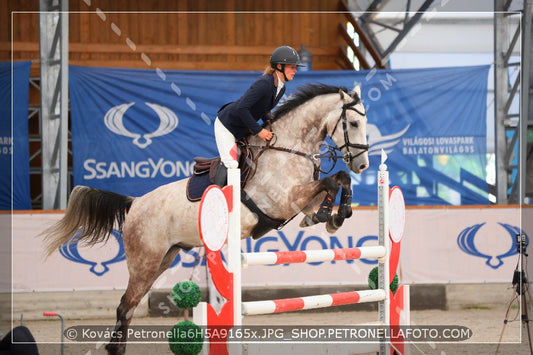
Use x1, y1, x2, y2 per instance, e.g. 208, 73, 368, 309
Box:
1, 61, 32, 210
69, 65, 490, 205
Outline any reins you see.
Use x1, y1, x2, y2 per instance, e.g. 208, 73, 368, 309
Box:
243, 130, 322, 180
245, 96, 369, 180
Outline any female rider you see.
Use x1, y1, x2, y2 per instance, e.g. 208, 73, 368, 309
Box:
213, 45, 303, 185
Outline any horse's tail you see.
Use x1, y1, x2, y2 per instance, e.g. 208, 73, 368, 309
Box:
42, 185, 135, 257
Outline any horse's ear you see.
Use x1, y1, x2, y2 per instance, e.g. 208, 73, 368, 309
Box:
352, 84, 361, 98
339, 89, 350, 102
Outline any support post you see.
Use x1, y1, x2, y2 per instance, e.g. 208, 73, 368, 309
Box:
378, 153, 391, 355
227, 168, 242, 355
519, 0, 532, 204
227, 168, 242, 326
39, 0, 69, 209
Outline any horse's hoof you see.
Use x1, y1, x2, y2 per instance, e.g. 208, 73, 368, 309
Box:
326, 222, 338, 234
299, 215, 314, 227
300, 214, 321, 227
338, 205, 353, 219
326, 214, 344, 233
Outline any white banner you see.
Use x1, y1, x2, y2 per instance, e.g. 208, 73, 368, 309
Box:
9, 206, 529, 292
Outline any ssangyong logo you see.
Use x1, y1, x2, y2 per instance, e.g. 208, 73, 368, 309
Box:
59, 230, 126, 276
104, 102, 178, 149
457, 222, 527, 269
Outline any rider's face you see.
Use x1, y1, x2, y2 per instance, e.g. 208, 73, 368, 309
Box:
283, 64, 298, 81
276, 64, 298, 82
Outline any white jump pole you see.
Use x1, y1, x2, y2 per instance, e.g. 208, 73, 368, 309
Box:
241, 246, 386, 267
242, 289, 386, 316
378, 150, 391, 355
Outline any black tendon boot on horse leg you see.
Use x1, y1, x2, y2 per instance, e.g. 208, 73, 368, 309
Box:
338, 186, 353, 219
316, 170, 352, 223
326, 187, 352, 233
316, 193, 334, 223
326, 171, 353, 233
315, 174, 342, 222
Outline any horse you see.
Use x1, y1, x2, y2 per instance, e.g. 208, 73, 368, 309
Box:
41, 83, 369, 355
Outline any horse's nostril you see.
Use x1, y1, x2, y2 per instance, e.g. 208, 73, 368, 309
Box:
359, 164, 368, 171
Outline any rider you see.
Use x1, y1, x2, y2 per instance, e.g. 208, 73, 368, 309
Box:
213, 45, 303, 186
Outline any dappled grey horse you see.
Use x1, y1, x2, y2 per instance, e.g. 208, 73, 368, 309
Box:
42, 83, 369, 354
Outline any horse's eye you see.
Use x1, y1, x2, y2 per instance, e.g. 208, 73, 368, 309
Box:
349, 121, 358, 128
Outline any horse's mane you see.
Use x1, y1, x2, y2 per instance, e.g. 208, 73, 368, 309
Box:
272, 83, 350, 120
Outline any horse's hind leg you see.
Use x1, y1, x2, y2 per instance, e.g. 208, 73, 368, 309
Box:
105, 245, 181, 355
105, 271, 157, 354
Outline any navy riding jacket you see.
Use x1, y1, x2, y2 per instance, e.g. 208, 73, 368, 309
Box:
218, 74, 286, 139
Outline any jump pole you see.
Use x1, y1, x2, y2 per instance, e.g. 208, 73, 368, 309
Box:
241, 246, 386, 267
242, 289, 387, 316
194, 150, 408, 355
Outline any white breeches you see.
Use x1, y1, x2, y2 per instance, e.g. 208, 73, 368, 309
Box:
214, 117, 239, 169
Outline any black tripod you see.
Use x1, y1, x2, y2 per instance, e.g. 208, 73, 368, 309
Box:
496, 234, 533, 354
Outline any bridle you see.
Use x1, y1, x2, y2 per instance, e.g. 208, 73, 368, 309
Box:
328, 98, 369, 164
246, 95, 369, 179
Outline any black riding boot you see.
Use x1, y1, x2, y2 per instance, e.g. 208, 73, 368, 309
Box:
214, 164, 227, 187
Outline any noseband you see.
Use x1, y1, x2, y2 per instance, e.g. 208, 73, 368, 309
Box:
329, 99, 369, 164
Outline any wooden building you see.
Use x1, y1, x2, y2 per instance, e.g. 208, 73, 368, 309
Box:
1, 0, 360, 209
2, 0, 359, 74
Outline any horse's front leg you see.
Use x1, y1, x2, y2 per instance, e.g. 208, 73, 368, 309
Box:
338, 182, 353, 219
297, 176, 339, 228
325, 171, 353, 233
298, 172, 353, 232
316, 171, 352, 220
316, 193, 335, 222
298, 171, 352, 229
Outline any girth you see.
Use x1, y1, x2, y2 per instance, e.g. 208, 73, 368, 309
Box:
241, 190, 286, 239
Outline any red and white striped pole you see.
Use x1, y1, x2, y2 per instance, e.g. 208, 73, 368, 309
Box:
241, 246, 386, 267
242, 289, 386, 316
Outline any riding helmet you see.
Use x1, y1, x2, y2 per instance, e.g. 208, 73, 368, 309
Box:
270, 46, 305, 67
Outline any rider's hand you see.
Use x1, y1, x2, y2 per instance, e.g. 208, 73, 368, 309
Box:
257, 128, 273, 141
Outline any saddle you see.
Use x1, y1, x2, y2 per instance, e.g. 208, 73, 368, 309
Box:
192, 156, 221, 183
186, 142, 253, 201
186, 140, 287, 240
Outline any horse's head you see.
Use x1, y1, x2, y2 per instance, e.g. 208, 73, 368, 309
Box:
328, 85, 369, 174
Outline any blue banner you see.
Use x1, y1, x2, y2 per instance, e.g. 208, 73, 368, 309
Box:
69, 65, 489, 205
0, 61, 32, 210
